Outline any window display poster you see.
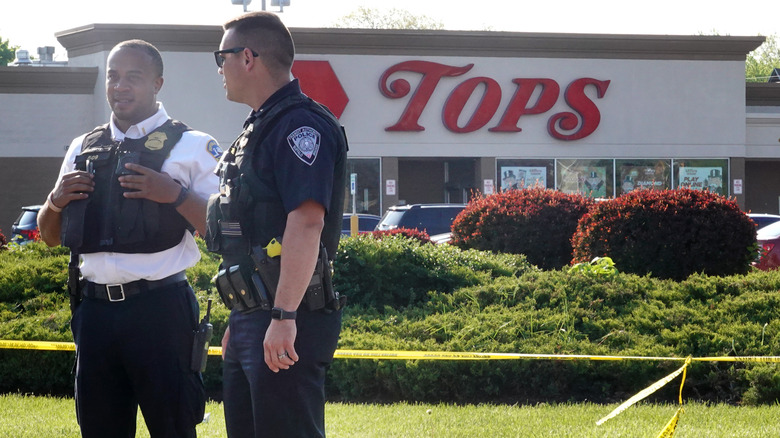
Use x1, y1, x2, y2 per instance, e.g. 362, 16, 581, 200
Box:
500, 166, 547, 191
678, 167, 724, 195
559, 166, 608, 198
618, 163, 670, 194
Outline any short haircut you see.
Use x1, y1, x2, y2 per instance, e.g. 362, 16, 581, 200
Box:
112, 39, 164, 77
223, 12, 295, 73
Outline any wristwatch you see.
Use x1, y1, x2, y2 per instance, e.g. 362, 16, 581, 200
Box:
271, 307, 297, 320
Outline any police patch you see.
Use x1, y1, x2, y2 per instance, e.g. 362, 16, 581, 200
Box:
206, 139, 223, 160
287, 126, 320, 166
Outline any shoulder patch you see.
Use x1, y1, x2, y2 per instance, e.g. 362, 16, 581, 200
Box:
287, 126, 320, 166
206, 139, 223, 160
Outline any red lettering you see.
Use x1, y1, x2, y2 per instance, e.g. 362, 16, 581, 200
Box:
490, 79, 560, 133
380, 61, 473, 131
378, 60, 610, 140
547, 78, 610, 141
443, 77, 502, 133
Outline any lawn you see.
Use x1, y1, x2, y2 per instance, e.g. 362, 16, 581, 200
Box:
1, 394, 778, 437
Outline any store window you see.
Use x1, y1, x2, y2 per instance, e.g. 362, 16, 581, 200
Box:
672, 159, 729, 196
345, 158, 381, 216
615, 159, 671, 195
496, 159, 554, 191
556, 159, 614, 198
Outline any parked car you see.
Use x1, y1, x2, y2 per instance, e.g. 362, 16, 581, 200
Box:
376, 203, 467, 236
10, 205, 42, 244
341, 213, 382, 236
748, 213, 780, 231
754, 220, 780, 270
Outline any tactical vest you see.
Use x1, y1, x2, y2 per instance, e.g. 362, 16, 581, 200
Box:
205, 93, 348, 268
61, 120, 193, 254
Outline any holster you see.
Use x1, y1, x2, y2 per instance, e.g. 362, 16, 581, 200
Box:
67, 252, 82, 314
214, 243, 344, 313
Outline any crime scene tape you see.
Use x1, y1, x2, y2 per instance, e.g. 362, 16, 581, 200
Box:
4, 340, 780, 364
3, 340, 779, 437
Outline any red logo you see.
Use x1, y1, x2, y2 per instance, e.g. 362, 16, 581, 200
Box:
291, 60, 349, 119
379, 60, 610, 140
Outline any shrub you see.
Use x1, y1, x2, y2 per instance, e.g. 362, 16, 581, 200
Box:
450, 188, 593, 269
0, 229, 7, 250
571, 188, 757, 280
334, 234, 534, 310
369, 227, 431, 243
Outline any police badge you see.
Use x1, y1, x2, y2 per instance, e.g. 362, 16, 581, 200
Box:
145, 132, 167, 151
287, 126, 320, 166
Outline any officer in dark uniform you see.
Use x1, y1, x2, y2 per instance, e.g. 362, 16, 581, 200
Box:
38, 40, 220, 438
206, 12, 347, 438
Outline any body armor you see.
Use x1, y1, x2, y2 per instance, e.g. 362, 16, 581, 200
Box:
61, 120, 192, 254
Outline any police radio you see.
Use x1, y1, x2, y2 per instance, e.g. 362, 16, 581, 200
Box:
190, 299, 214, 373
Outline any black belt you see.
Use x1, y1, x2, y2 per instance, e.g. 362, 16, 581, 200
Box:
83, 271, 188, 302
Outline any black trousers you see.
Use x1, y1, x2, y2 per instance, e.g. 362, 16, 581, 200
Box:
71, 282, 205, 438
223, 307, 342, 438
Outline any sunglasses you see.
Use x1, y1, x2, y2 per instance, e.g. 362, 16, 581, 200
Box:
214, 47, 259, 68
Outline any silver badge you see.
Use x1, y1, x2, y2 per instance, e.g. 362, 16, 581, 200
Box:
287, 126, 320, 166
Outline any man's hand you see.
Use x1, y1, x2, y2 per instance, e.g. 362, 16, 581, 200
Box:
39, 170, 95, 246
221, 326, 230, 360
263, 320, 299, 372
118, 162, 181, 203
51, 170, 95, 208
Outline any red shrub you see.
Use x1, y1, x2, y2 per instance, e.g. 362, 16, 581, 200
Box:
571, 188, 756, 280
369, 228, 431, 244
451, 187, 593, 270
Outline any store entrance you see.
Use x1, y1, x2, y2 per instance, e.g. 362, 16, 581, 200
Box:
397, 158, 477, 205
745, 159, 780, 214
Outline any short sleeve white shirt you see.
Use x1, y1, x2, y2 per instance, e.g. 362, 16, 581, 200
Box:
59, 103, 221, 284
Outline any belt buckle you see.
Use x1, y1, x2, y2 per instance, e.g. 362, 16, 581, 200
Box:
106, 284, 126, 302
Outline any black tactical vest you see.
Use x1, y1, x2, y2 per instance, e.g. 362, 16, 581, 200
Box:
206, 94, 348, 268
61, 120, 193, 254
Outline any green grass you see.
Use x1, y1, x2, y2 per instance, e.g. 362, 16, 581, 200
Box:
2, 394, 779, 437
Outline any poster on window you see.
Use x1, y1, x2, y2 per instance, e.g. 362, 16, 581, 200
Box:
559, 166, 607, 198
678, 167, 724, 195
500, 167, 546, 191
617, 163, 670, 194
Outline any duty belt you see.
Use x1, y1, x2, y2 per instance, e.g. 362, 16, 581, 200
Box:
82, 271, 188, 302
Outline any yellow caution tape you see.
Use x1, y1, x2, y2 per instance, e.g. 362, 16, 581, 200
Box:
3, 340, 780, 364
4, 339, 763, 436
656, 407, 683, 438
0, 340, 75, 352
596, 357, 691, 426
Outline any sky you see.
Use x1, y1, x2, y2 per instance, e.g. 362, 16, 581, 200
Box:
2, 0, 780, 61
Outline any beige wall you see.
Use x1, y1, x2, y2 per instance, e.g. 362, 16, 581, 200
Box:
0, 24, 777, 228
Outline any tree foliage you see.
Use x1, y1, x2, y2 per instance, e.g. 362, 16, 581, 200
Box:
746, 34, 780, 83
332, 6, 444, 30
0, 36, 18, 66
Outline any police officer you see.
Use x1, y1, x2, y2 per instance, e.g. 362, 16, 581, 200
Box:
37, 40, 221, 438
207, 12, 347, 438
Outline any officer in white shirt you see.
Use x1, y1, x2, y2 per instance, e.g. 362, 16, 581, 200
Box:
38, 39, 220, 438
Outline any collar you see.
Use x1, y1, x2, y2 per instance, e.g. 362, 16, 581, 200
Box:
110, 103, 169, 140
243, 79, 301, 128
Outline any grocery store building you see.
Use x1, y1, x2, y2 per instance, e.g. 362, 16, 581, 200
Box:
0, 23, 778, 231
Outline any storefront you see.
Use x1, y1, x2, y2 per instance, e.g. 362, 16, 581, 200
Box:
0, 24, 777, 230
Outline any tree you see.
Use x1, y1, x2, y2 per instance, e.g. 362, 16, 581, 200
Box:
332, 6, 444, 30
746, 34, 780, 83
0, 36, 18, 66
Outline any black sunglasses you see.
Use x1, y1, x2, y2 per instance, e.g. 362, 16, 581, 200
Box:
214, 47, 259, 68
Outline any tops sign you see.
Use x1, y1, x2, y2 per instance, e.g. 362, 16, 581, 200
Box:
379, 60, 611, 141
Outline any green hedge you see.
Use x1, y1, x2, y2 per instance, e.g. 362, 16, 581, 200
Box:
3, 239, 780, 405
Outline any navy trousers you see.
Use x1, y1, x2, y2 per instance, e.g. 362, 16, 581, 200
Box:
71, 282, 205, 438
223, 307, 342, 438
